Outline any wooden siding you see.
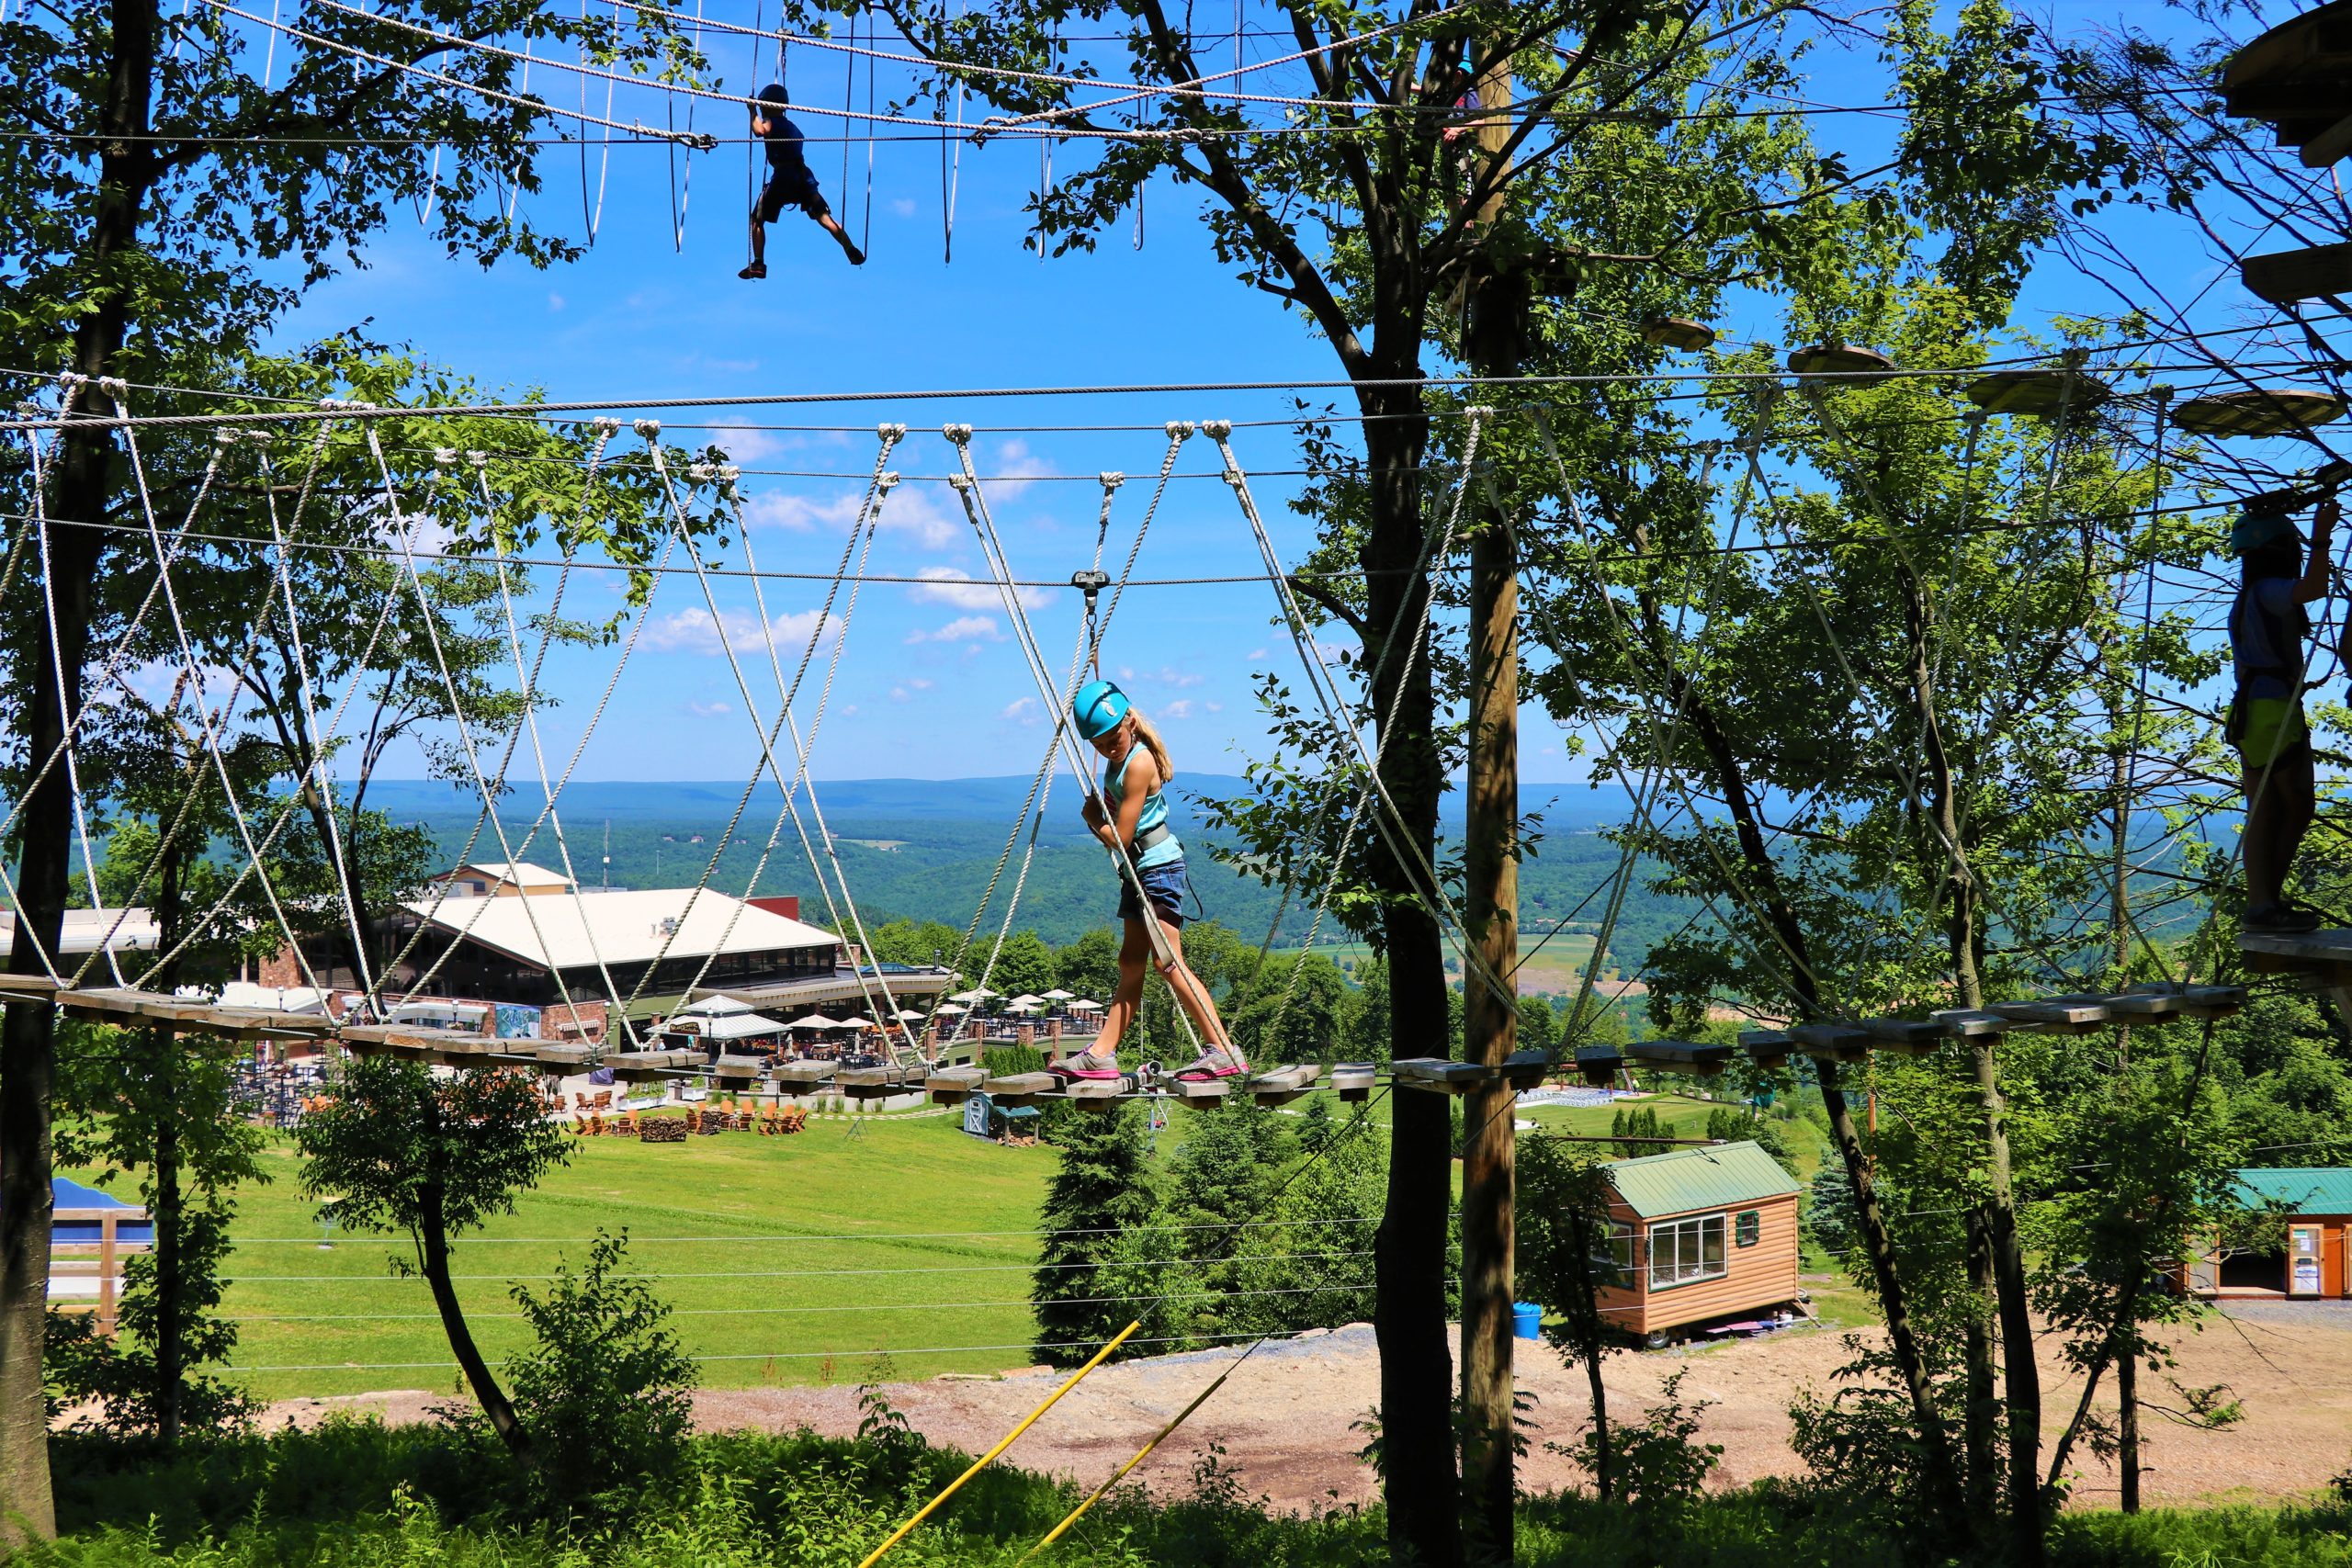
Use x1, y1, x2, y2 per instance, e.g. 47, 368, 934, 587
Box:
1592, 1190, 1803, 1336
2177, 1213, 2352, 1299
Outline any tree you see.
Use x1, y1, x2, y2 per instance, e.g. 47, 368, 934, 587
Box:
1517, 1135, 1629, 1500
0, 2, 710, 1529
979, 930, 1057, 1000
1031, 1101, 1169, 1364
296, 1059, 571, 1459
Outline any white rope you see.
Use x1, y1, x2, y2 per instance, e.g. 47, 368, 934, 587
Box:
943, 423, 1207, 1055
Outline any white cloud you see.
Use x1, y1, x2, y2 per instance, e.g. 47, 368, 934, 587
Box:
890, 197, 917, 217
877, 486, 963, 548
889, 677, 937, 702
707, 420, 785, 462
907, 615, 1001, 644
548, 292, 565, 312
1001, 696, 1040, 724
1163, 699, 1195, 719
910, 565, 1046, 610
1144, 666, 1203, 688
1247, 648, 1269, 661
683, 699, 731, 718
989, 437, 1055, 499
840, 704, 859, 717
1205, 701, 1224, 714
741, 489, 861, 533
645, 605, 845, 656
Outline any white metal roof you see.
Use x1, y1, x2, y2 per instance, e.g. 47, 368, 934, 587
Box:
402, 887, 840, 972
446, 860, 576, 889
2, 907, 162, 957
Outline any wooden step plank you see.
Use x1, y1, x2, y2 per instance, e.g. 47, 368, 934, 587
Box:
1989, 996, 2110, 1034
1623, 1040, 1732, 1075
2177, 984, 2249, 1020
980, 1071, 1057, 1106
1739, 1030, 1793, 1067
2101, 989, 2184, 1021
1574, 1045, 1624, 1084
1248, 1063, 1321, 1107
924, 1065, 987, 1102
771, 1060, 839, 1087
1929, 1008, 2016, 1039
1862, 1018, 1946, 1056
0, 975, 66, 1000
530, 1044, 594, 1070
2240, 927, 2352, 976
710, 1055, 766, 1079
1789, 1023, 1871, 1061
1330, 1062, 1379, 1101
1171, 1075, 1231, 1105
1065, 1079, 1129, 1110
1500, 1049, 1551, 1091
1391, 1057, 1496, 1094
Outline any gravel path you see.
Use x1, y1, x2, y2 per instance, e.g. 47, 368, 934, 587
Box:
266, 1305, 2352, 1513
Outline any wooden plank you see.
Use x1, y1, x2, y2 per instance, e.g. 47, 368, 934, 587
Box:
1989, 995, 2110, 1035
0, 975, 65, 1001
1171, 1076, 1231, 1106
2101, 990, 2185, 1021
1574, 1045, 1624, 1084
1248, 1063, 1321, 1107
771, 1060, 838, 1087
980, 1071, 1057, 1106
1789, 1023, 1871, 1062
1500, 1049, 1551, 1091
923, 1065, 986, 1103
1331, 1062, 1379, 1102
1623, 1040, 1732, 1075
2244, 242, 2352, 303
1391, 1057, 1496, 1094
531, 1044, 593, 1070
1929, 1008, 2016, 1039
1065, 1079, 1128, 1111
710, 1055, 766, 1079
1739, 1030, 1793, 1067
2177, 984, 2249, 1021
2240, 927, 2352, 969
1861, 1018, 1946, 1056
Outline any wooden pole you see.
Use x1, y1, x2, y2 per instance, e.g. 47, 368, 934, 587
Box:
1456, 46, 1523, 1563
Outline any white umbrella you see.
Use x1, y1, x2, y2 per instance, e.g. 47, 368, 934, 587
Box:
1006, 1001, 1043, 1015
1005, 994, 1046, 1008
1067, 998, 1103, 1011
786, 1014, 844, 1031
948, 987, 998, 1003
890, 1008, 928, 1021
933, 1001, 969, 1015
1041, 988, 1076, 1001
842, 1015, 880, 1030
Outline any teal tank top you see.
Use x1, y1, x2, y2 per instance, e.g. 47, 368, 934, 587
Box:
1106, 744, 1182, 870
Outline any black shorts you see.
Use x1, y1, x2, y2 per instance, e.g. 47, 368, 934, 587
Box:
758, 170, 830, 223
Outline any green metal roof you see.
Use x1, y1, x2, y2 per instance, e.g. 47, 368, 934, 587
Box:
2234, 1168, 2352, 1215
1603, 1141, 1802, 1220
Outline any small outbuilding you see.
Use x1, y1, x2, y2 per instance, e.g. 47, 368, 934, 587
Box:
2184, 1168, 2352, 1300
1592, 1140, 1803, 1338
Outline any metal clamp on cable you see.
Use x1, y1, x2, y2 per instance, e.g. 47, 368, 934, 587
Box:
1071, 567, 1111, 614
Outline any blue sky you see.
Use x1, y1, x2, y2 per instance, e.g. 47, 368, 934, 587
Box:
254, 0, 2259, 790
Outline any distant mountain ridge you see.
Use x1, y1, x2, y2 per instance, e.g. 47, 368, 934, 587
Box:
359, 774, 1649, 832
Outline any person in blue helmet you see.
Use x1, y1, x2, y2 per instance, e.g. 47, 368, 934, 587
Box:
739, 85, 864, 277
2228, 492, 2336, 931
1050, 679, 1246, 1084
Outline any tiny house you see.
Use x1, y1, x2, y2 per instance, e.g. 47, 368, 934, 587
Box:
2183, 1168, 2352, 1300
1592, 1141, 1803, 1337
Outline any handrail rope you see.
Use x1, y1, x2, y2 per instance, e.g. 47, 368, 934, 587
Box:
471, 436, 644, 1042
1207, 418, 1521, 1018
621, 427, 901, 1032
942, 425, 1205, 1054
726, 457, 913, 1045
641, 438, 907, 1040
356, 423, 600, 1033
1241, 412, 1496, 1047
369, 524, 689, 1040
126, 417, 475, 997
106, 388, 336, 1001
85, 421, 376, 988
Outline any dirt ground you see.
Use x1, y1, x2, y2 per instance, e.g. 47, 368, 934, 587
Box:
266, 1300, 2352, 1513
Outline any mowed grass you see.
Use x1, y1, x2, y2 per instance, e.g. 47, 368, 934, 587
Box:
86, 1110, 1061, 1403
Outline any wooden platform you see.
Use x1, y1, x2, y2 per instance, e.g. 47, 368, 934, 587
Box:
1331, 1062, 1379, 1101
2243, 927, 2352, 983
1624, 1040, 1732, 1076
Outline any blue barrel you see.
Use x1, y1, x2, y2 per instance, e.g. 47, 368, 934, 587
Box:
1511, 1302, 1543, 1340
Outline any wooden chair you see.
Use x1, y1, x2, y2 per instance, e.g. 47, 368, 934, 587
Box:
617, 1108, 641, 1136
780, 1104, 808, 1134
591, 1089, 615, 1112
684, 1105, 701, 1134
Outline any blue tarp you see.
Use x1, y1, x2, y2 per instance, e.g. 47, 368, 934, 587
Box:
52, 1179, 152, 1247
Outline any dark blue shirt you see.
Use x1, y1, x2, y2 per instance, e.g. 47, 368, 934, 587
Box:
2232, 573, 2307, 700
760, 109, 812, 182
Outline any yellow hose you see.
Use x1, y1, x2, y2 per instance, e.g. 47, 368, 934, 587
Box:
854, 1320, 1140, 1568
1022, 1349, 1250, 1560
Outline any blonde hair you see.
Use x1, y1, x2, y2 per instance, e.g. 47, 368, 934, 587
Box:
1125, 710, 1174, 787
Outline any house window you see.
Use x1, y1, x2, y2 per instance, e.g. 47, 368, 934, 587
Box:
1736, 1211, 1760, 1248
1648, 1213, 1727, 1290
1593, 1222, 1636, 1285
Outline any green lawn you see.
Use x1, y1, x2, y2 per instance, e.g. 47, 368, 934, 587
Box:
113, 1110, 1061, 1403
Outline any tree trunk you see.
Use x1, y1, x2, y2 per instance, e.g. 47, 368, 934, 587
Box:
416, 1097, 527, 1459
2117, 1345, 2140, 1513
1362, 381, 1461, 1568
1963, 1210, 1998, 1531
1, 2, 158, 1534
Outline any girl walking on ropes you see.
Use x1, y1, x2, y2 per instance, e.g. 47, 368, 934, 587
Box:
739, 85, 865, 276
2229, 492, 2337, 931
1050, 679, 1247, 1084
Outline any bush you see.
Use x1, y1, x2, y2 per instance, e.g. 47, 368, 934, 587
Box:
492, 1229, 696, 1516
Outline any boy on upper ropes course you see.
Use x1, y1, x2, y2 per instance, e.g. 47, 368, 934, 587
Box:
1047, 680, 1249, 1085
2229, 491, 2338, 932
739, 85, 864, 276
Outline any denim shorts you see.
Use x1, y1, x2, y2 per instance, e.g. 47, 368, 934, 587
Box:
1116, 859, 1190, 928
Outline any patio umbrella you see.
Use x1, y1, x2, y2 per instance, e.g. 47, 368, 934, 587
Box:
1067, 998, 1103, 1011
948, 987, 998, 1003
1041, 988, 1076, 1001
842, 1015, 880, 1029
1005, 994, 1045, 1009
933, 1002, 968, 1015
785, 1014, 843, 1031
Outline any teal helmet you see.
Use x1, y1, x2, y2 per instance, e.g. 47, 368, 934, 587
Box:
1071, 679, 1131, 739
2232, 502, 2299, 558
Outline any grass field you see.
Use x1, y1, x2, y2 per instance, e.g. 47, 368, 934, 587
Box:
115, 1110, 1063, 1403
